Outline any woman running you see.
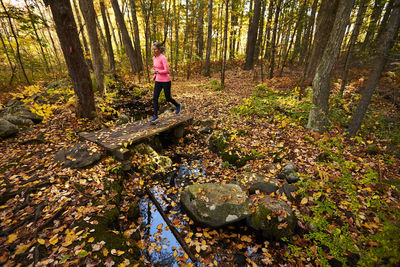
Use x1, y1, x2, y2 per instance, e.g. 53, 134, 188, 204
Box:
150, 42, 181, 123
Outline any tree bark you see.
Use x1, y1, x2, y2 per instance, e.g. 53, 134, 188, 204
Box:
111, 0, 138, 73
1, 0, 30, 84
306, 0, 339, 79
100, 1, 115, 72
244, 0, 261, 70
204, 0, 213, 76
129, 0, 143, 71
307, 0, 354, 132
174, 0, 179, 74
362, 0, 385, 49
196, 0, 205, 60
340, 0, 368, 95
254, 0, 266, 62
43, 0, 96, 119
79, 0, 105, 94
347, 0, 400, 137
71, 0, 91, 69
263, 0, 274, 59
221, 0, 229, 85
269, 0, 282, 78
300, 0, 318, 66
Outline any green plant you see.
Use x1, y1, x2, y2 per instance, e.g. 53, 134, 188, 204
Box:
209, 80, 225, 91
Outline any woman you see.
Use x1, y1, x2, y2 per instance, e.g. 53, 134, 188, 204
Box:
150, 42, 181, 123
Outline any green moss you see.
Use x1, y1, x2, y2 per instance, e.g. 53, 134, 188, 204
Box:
252, 205, 271, 229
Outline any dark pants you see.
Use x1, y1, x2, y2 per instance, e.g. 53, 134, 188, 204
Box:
153, 81, 178, 115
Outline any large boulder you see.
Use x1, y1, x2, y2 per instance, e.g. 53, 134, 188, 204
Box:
0, 119, 18, 138
247, 195, 296, 240
54, 143, 101, 168
181, 183, 251, 228
14, 109, 43, 124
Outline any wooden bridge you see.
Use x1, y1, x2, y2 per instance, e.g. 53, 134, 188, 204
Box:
80, 112, 193, 158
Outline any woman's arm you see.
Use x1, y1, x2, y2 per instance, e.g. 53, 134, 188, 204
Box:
157, 56, 169, 74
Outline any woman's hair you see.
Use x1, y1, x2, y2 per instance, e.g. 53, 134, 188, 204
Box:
153, 41, 165, 53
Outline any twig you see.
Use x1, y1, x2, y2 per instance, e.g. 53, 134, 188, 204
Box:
145, 187, 197, 264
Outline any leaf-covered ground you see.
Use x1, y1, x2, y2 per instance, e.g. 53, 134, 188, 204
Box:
1, 66, 399, 266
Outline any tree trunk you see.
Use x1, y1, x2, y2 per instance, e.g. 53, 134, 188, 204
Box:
111, 0, 138, 73
129, 0, 143, 71
347, 0, 400, 137
221, 0, 229, 85
204, 0, 213, 76
43, 0, 96, 119
196, 0, 205, 60
71, 0, 91, 69
306, 0, 339, 79
106, 6, 120, 56
0, 31, 16, 84
340, 0, 368, 95
299, 0, 318, 66
375, 0, 395, 45
362, 0, 385, 49
229, 0, 239, 59
79, 0, 105, 94
1, 0, 30, 84
174, 0, 179, 74
269, 0, 282, 78
244, 0, 262, 70
307, 0, 354, 132
254, 0, 266, 62
263, 0, 274, 59
290, 0, 307, 64
100, 1, 115, 72
25, 0, 51, 73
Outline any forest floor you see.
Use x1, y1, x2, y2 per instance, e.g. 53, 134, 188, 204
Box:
0, 65, 400, 266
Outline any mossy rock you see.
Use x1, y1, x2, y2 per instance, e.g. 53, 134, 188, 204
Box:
209, 133, 229, 153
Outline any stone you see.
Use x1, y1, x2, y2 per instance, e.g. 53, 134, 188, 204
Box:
180, 183, 251, 228
173, 126, 185, 139
285, 173, 300, 184
3, 115, 34, 126
199, 126, 213, 134
247, 195, 296, 240
237, 173, 280, 194
14, 109, 43, 124
112, 147, 130, 161
116, 114, 130, 125
277, 162, 299, 184
248, 182, 279, 195
133, 143, 172, 172
0, 119, 18, 138
54, 143, 102, 168
278, 183, 299, 202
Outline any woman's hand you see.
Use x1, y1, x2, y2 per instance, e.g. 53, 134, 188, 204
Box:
151, 69, 156, 74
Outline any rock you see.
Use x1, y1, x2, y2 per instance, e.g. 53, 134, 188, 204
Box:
0, 119, 18, 138
286, 173, 300, 184
180, 183, 251, 228
14, 109, 43, 124
116, 114, 130, 125
199, 126, 213, 134
54, 143, 101, 168
6, 99, 22, 108
278, 183, 299, 202
173, 126, 185, 139
237, 173, 279, 194
133, 143, 172, 172
247, 195, 296, 240
277, 162, 299, 184
3, 115, 34, 126
248, 182, 279, 195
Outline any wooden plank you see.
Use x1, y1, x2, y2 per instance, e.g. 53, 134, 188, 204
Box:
81, 113, 193, 151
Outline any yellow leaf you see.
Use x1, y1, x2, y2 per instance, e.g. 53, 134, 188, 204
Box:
37, 238, 45, 245
15, 242, 33, 255
117, 250, 125, 256
173, 250, 178, 257
49, 236, 58, 245
195, 245, 201, 253
6, 233, 18, 244
102, 248, 109, 257
300, 197, 308, 205
157, 224, 163, 230
88, 237, 94, 243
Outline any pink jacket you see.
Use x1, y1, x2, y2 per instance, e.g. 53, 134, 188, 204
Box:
153, 54, 171, 82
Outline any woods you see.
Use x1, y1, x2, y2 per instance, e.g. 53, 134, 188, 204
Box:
0, 0, 400, 266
